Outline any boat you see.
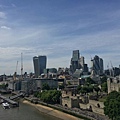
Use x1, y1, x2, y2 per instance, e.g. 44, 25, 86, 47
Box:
2, 102, 10, 109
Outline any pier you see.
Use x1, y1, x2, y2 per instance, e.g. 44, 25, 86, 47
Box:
0, 95, 19, 107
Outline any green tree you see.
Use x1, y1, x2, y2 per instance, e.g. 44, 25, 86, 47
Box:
77, 85, 82, 91
94, 85, 100, 95
38, 90, 61, 104
85, 77, 95, 84
104, 91, 120, 120
100, 76, 107, 84
42, 83, 50, 90
101, 82, 108, 93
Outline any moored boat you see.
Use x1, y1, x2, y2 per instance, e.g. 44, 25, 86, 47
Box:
2, 102, 10, 109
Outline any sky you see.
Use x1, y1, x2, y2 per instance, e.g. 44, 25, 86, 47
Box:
0, 0, 120, 75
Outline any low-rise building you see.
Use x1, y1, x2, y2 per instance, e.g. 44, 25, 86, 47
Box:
8, 80, 21, 91
35, 78, 59, 89
21, 78, 37, 93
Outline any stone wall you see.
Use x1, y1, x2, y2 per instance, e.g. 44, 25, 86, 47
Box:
107, 77, 120, 93
79, 100, 104, 115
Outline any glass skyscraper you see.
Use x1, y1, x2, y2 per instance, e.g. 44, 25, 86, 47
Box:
33, 56, 47, 78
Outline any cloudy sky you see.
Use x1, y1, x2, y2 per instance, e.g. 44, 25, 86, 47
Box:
0, 0, 120, 75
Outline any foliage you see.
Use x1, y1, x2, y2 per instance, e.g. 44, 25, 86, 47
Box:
67, 81, 71, 85
77, 85, 94, 94
77, 85, 82, 91
85, 77, 95, 84
100, 76, 107, 84
94, 85, 100, 95
104, 91, 120, 120
0, 83, 8, 89
35, 90, 61, 104
42, 83, 50, 90
101, 82, 107, 92
100, 75, 108, 93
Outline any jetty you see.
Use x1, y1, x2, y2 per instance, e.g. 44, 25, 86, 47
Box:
0, 93, 24, 107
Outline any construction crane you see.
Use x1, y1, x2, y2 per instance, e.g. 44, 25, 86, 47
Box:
110, 61, 114, 77
21, 53, 23, 79
13, 61, 18, 80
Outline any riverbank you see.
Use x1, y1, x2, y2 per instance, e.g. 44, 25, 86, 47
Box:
23, 100, 83, 120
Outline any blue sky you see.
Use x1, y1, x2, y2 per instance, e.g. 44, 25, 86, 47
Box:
0, 0, 120, 74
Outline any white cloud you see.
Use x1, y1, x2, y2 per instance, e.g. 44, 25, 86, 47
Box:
1, 26, 11, 30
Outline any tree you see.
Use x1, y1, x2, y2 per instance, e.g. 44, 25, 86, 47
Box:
85, 77, 95, 84
42, 83, 50, 90
101, 82, 107, 93
77, 85, 82, 91
104, 91, 120, 120
94, 85, 100, 95
100, 76, 107, 84
39, 90, 61, 104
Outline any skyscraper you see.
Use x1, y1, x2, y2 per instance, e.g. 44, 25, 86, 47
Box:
33, 56, 47, 78
70, 50, 80, 73
91, 55, 104, 75
70, 50, 88, 74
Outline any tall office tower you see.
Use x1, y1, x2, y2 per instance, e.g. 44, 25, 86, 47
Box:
70, 50, 89, 74
99, 58, 104, 74
91, 55, 104, 75
79, 56, 85, 68
70, 50, 80, 73
33, 56, 47, 78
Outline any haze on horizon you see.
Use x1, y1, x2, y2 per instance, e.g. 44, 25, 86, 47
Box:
0, 0, 120, 75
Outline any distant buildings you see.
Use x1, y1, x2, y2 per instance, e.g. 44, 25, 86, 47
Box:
105, 65, 120, 77
70, 50, 88, 77
33, 56, 47, 78
91, 55, 104, 76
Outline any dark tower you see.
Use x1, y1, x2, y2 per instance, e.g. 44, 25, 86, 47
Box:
33, 56, 47, 78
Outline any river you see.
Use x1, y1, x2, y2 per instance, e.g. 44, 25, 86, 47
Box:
0, 99, 61, 120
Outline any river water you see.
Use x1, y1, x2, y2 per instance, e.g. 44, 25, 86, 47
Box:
0, 99, 61, 120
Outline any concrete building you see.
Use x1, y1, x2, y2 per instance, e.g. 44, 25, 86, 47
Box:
33, 56, 47, 78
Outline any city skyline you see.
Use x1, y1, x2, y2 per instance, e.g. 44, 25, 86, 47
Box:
0, 0, 120, 74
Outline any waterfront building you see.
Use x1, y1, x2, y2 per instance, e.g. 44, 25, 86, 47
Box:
33, 56, 47, 78
21, 78, 37, 93
35, 78, 60, 89
8, 80, 21, 91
